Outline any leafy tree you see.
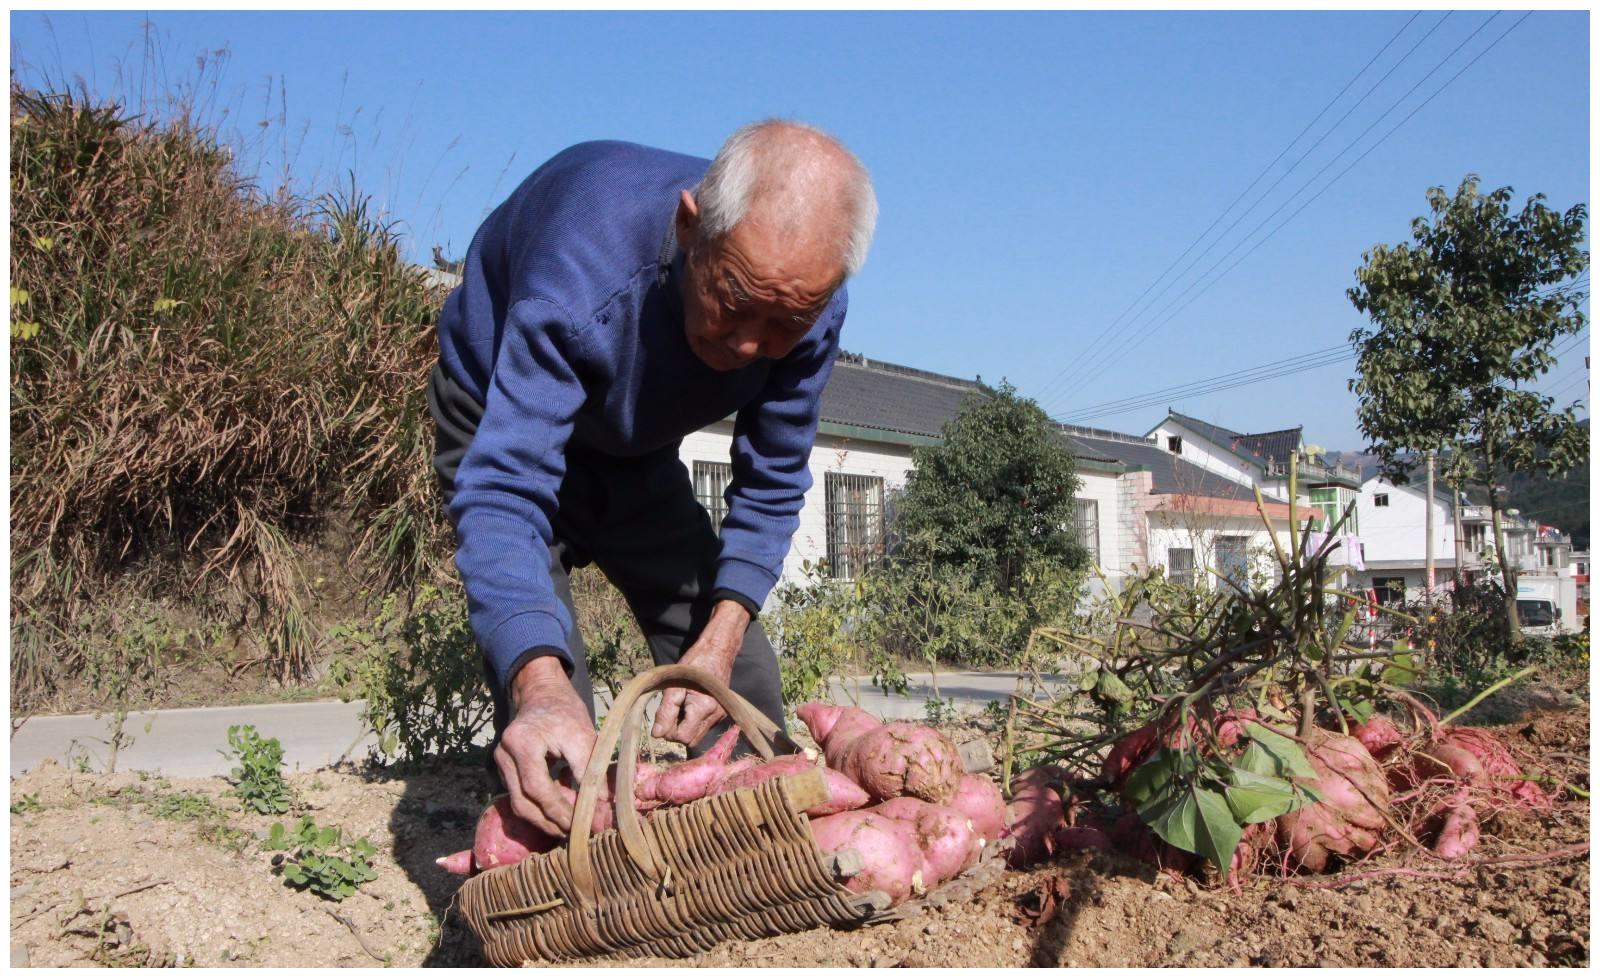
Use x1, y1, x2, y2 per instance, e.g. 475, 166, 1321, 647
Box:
1347, 175, 1589, 638
893, 382, 1086, 594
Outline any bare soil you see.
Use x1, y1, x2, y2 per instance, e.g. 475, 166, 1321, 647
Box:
9, 710, 1589, 968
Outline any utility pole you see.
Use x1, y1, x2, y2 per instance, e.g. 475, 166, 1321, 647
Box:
1425, 451, 1436, 600
1451, 479, 1465, 600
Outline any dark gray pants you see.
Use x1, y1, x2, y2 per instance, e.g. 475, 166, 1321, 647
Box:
426, 363, 786, 768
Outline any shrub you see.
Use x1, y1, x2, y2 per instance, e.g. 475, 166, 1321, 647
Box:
328, 586, 493, 762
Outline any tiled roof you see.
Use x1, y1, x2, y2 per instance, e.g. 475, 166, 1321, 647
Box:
1165, 411, 1243, 449
818, 355, 987, 439
1230, 426, 1303, 466
1058, 426, 1287, 503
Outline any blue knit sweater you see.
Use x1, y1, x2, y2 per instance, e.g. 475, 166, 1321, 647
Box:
436, 141, 847, 692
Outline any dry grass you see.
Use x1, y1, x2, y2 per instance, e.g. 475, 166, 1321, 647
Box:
10, 84, 452, 707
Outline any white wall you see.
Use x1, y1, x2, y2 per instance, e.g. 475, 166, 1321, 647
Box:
1146, 511, 1288, 590
678, 423, 918, 600
1356, 476, 1455, 566
1148, 420, 1261, 488
1076, 468, 1124, 595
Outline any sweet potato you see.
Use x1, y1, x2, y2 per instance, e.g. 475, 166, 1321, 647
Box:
1425, 790, 1482, 861
948, 773, 1007, 844
1439, 727, 1551, 810
634, 727, 743, 806
1101, 709, 1256, 790
712, 754, 870, 816
1002, 766, 1070, 869
1273, 730, 1390, 873
1350, 714, 1405, 762
437, 795, 560, 876
808, 810, 925, 905
836, 725, 963, 805
1101, 722, 1162, 789
869, 797, 982, 885
795, 702, 881, 746
1107, 811, 1195, 875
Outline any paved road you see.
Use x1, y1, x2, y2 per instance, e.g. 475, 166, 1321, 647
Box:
9, 671, 1069, 779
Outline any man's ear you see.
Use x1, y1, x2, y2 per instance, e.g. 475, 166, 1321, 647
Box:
675, 189, 700, 252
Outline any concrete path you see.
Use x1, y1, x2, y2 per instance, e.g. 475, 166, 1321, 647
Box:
8, 671, 1070, 779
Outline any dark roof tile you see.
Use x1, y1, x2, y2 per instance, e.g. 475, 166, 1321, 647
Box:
818, 356, 986, 438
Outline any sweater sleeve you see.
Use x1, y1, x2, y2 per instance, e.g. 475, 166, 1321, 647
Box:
714, 297, 847, 609
447, 296, 587, 693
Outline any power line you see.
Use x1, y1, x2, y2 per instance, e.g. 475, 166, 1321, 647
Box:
1046, 11, 1527, 409
1039, 12, 1464, 410
1056, 344, 1349, 421
1030, 13, 1428, 407
1060, 351, 1356, 425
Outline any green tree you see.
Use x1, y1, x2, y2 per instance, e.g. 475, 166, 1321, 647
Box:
1347, 175, 1589, 639
893, 382, 1086, 594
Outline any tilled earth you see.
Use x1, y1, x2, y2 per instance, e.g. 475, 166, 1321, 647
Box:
8, 709, 1589, 968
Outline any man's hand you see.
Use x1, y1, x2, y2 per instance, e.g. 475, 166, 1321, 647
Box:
495, 655, 597, 837
651, 599, 750, 747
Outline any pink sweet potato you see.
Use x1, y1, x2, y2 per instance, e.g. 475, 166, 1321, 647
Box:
1101, 709, 1256, 790
634, 727, 743, 806
712, 754, 871, 816
438, 795, 560, 876
1002, 766, 1069, 869
808, 810, 926, 905
798, 705, 962, 805
948, 773, 1007, 844
869, 797, 982, 885
1107, 811, 1195, 875
796, 702, 881, 747
841, 723, 965, 804
1274, 730, 1391, 874
1101, 722, 1162, 789
1426, 790, 1482, 861
1350, 714, 1405, 762
1439, 727, 1551, 810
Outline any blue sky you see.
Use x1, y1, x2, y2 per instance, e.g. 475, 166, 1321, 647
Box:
10, 9, 1590, 449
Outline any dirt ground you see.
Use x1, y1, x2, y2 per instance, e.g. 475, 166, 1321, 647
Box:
8, 708, 1590, 968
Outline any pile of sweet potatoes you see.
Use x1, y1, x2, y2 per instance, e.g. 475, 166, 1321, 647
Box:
1000, 701, 1556, 879
438, 704, 1013, 907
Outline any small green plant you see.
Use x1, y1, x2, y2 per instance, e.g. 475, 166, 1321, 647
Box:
327, 586, 493, 761
150, 790, 223, 821
149, 789, 251, 851
222, 724, 292, 814
10, 793, 43, 815
922, 696, 958, 726
266, 816, 378, 901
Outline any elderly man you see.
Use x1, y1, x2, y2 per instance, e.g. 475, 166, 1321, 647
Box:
429, 121, 877, 836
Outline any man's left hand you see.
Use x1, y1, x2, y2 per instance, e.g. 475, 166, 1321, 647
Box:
652, 599, 750, 747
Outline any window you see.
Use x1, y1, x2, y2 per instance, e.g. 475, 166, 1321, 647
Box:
693, 461, 733, 532
1373, 493, 1389, 507
1310, 487, 1339, 530
825, 473, 885, 579
1075, 499, 1100, 565
1167, 435, 1183, 454
1373, 576, 1408, 606
1216, 535, 1249, 589
1168, 547, 1195, 588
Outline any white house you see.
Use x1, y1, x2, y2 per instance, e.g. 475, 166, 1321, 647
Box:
1355, 475, 1458, 603
679, 353, 955, 591
1056, 424, 1306, 594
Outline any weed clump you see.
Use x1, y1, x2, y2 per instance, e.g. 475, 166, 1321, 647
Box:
9, 83, 452, 708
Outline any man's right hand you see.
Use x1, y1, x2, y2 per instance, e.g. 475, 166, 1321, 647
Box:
494, 655, 598, 837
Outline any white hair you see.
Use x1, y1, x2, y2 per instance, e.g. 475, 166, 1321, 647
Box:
695, 119, 878, 278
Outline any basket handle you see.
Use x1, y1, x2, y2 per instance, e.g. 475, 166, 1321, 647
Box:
566, 663, 797, 907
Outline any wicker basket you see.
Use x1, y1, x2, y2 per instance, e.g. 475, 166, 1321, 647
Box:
458, 664, 883, 965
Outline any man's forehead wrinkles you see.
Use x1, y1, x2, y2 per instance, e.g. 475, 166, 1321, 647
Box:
719, 255, 833, 309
